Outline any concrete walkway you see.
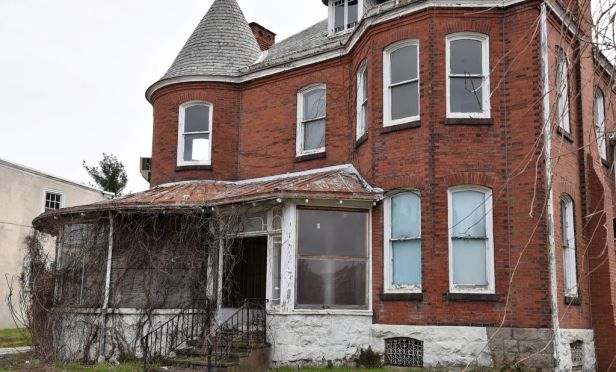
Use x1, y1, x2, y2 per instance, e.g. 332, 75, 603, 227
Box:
0, 346, 31, 356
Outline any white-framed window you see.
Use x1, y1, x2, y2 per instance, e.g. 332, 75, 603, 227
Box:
384, 192, 422, 293
448, 186, 495, 293
446, 33, 491, 118
383, 40, 420, 126
356, 60, 368, 140
297, 84, 326, 156
595, 88, 607, 161
556, 49, 571, 133
296, 208, 369, 309
177, 101, 213, 166
561, 194, 578, 297
44, 190, 63, 212
329, 0, 361, 34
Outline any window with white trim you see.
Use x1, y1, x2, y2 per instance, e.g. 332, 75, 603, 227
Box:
595, 89, 607, 161
384, 192, 421, 292
383, 40, 420, 126
297, 84, 326, 156
556, 50, 571, 133
44, 191, 63, 211
448, 186, 494, 293
561, 194, 578, 297
329, 0, 361, 34
356, 60, 368, 140
446, 33, 491, 118
177, 102, 212, 166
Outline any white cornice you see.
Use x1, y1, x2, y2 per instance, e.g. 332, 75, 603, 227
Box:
146, 0, 577, 102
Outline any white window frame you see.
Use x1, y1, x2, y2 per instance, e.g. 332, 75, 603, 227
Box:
447, 185, 495, 294
556, 49, 571, 133
383, 39, 420, 127
383, 191, 422, 293
446, 33, 491, 119
595, 88, 607, 162
43, 189, 64, 212
296, 84, 327, 156
328, 0, 363, 35
356, 60, 368, 140
177, 101, 213, 166
561, 194, 578, 297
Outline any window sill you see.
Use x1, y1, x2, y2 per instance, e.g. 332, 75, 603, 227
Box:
601, 158, 610, 168
354, 133, 368, 149
176, 165, 212, 171
565, 296, 581, 306
381, 292, 423, 302
556, 127, 574, 142
444, 118, 493, 125
295, 152, 326, 162
445, 292, 499, 302
381, 120, 421, 134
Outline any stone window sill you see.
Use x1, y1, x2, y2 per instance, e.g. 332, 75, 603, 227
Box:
294, 152, 326, 163
565, 296, 581, 306
445, 292, 499, 302
381, 292, 423, 301
556, 127, 574, 142
601, 158, 610, 168
444, 118, 494, 125
354, 133, 368, 149
176, 165, 212, 171
381, 120, 421, 134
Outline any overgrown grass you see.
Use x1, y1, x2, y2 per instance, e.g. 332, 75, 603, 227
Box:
274, 369, 389, 372
0, 329, 31, 348
54, 362, 143, 372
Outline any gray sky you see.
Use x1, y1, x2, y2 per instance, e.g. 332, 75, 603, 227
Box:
0, 0, 325, 193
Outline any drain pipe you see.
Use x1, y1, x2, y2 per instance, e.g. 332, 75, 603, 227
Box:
540, 3, 562, 370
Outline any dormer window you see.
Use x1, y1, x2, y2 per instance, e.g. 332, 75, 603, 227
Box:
329, 0, 361, 34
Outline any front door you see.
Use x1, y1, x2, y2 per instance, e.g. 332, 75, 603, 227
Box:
222, 236, 267, 307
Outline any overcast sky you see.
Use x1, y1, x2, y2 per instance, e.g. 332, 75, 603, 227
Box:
0, 0, 325, 193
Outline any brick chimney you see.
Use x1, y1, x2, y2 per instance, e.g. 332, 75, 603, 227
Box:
249, 22, 276, 51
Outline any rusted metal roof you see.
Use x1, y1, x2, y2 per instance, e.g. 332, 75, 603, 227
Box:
33, 165, 382, 227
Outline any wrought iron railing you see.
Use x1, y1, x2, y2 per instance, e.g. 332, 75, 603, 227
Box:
205, 298, 267, 370
141, 299, 214, 371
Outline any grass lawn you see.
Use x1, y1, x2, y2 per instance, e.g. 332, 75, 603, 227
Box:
0, 329, 31, 348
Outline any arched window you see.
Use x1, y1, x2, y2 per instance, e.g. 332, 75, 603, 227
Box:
595, 88, 607, 161
446, 33, 491, 118
448, 185, 494, 293
356, 60, 368, 140
177, 101, 213, 166
383, 40, 420, 126
384, 192, 422, 292
556, 49, 571, 132
561, 194, 578, 297
297, 84, 326, 156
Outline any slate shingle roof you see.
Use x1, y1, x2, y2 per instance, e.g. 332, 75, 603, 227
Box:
161, 0, 261, 79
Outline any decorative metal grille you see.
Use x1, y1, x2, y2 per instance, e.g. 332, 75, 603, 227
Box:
570, 341, 583, 369
385, 338, 423, 367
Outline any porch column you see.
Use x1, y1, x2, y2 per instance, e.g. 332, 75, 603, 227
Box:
98, 212, 114, 360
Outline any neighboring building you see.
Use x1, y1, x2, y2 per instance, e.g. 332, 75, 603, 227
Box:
32, 0, 616, 370
0, 158, 110, 329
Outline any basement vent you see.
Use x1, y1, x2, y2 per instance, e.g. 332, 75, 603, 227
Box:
570, 341, 583, 370
384, 338, 423, 367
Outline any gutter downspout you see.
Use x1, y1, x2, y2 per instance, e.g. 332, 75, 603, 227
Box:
540, 3, 562, 370
99, 212, 114, 361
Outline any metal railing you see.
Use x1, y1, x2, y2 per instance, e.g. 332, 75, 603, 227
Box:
205, 298, 267, 371
141, 299, 214, 371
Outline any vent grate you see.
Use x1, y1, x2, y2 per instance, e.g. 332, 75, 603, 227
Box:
570, 341, 583, 369
385, 338, 423, 367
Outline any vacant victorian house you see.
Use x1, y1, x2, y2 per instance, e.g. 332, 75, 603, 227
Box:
32, 0, 616, 370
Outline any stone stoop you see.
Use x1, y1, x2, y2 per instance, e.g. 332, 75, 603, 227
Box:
154, 344, 271, 372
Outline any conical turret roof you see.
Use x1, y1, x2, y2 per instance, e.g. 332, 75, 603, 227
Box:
161, 0, 261, 80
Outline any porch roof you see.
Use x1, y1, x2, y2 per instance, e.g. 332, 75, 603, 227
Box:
33, 164, 382, 229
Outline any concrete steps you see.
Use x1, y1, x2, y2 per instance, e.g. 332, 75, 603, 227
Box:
157, 343, 271, 372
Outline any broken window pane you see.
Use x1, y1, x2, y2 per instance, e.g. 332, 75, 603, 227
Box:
303, 88, 326, 120
304, 119, 325, 151
391, 82, 419, 120
450, 39, 482, 75
296, 260, 366, 306
298, 209, 367, 257
183, 133, 210, 162
392, 240, 421, 286
391, 45, 417, 84
392, 193, 420, 239
452, 239, 487, 285
450, 77, 483, 113
452, 190, 486, 237
184, 104, 210, 133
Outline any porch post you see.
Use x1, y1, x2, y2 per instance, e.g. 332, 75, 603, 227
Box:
98, 211, 114, 360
